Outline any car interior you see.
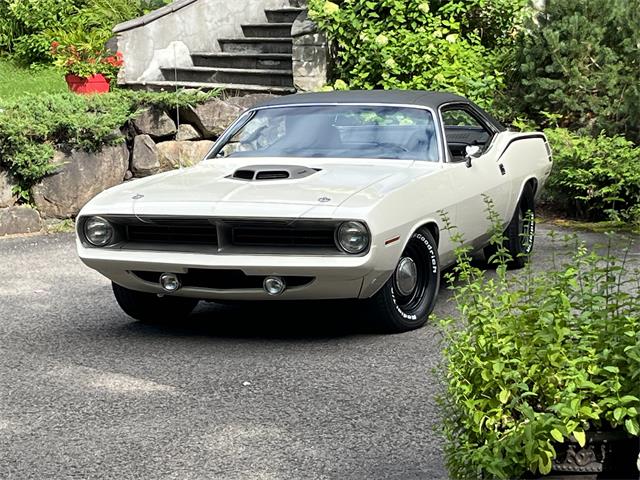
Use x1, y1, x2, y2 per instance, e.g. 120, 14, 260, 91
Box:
441, 107, 493, 162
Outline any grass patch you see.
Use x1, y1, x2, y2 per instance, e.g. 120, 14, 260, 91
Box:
0, 60, 67, 99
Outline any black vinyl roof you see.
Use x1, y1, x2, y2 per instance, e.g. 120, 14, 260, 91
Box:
254, 90, 505, 131
256, 90, 468, 110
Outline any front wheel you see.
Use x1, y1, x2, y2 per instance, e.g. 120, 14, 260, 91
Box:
112, 282, 199, 323
367, 228, 440, 333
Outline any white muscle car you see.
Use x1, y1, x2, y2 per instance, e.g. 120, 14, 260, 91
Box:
76, 91, 553, 332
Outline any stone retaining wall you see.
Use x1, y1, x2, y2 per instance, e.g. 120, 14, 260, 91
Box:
0, 93, 274, 236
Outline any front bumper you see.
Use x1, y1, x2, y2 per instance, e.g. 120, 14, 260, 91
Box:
78, 242, 396, 301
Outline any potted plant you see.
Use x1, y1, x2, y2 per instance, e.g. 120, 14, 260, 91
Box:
439, 204, 640, 479
50, 30, 123, 94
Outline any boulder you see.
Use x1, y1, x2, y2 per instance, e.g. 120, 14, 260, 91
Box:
225, 94, 276, 112
32, 144, 129, 218
180, 99, 243, 139
0, 169, 17, 208
131, 134, 160, 177
0, 206, 42, 236
156, 141, 215, 171
175, 123, 201, 141
132, 108, 177, 138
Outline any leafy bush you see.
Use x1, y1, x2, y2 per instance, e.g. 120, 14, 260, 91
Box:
51, 31, 123, 80
439, 209, 640, 479
509, 0, 640, 143
0, 89, 219, 202
0, 0, 170, 66
308, 0, 528, 108
539, 127, 640, 223
0, 0, 81, 65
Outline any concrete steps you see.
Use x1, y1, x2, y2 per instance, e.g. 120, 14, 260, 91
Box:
265, 7, 304, 23
218, 38, 293, 54
150, 4, 304, 94
241, 23, 293, 38
191, 53, 292, 70
161, 66, 294, 87
126, 80, 296, 95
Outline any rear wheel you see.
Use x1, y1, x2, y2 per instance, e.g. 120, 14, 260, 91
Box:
484, 183, 536, 269
368, 228, 440, 333
112, 282, 198, 323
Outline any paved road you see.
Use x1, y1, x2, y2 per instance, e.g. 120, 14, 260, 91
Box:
0, 225, 637, 479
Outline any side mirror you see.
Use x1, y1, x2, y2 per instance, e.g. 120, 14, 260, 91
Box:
465, 145, 481, 168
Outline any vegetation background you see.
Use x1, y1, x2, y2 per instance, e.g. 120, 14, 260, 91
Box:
309, 0, 640, 226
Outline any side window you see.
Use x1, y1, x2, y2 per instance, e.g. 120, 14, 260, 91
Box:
442, 107, 492, 162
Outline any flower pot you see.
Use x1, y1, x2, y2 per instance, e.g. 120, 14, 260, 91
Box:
532, 430, 640, 479
65, 74, 110, 94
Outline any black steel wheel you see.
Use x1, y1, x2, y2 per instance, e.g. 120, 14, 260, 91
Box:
368, 228, 440, 333
112, 282, 198, 323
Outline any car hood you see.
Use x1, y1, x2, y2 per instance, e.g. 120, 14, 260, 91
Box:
85, 158, 422, 218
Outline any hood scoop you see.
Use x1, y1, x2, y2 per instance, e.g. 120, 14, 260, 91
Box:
230, 165, 320, 181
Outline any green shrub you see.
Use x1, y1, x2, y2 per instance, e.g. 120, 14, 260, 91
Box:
542, 127, 640, 223
0, 0, 81, 65
0, 89, 219, 202
439, 208, 640, 479
308, 0, 528, 108
509, 0, 640, 143
0, 0, 170, 66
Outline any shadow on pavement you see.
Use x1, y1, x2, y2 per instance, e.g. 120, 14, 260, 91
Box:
117, 299, 384, 341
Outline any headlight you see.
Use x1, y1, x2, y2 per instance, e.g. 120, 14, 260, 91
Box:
337, 221, 370, 254
83, 216, 114, 247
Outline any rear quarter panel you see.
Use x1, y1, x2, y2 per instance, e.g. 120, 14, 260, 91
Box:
491, 132, 553, 214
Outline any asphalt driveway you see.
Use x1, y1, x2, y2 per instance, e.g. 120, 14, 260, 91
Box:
0, 225, 637, 479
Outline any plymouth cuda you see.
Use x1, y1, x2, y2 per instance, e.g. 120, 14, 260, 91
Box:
76, 90, 552, 332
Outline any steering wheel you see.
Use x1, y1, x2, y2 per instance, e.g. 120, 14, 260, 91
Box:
372, 142, 409, 153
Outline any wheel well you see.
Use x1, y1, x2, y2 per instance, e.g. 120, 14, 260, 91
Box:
418, 222, 440, 246
525, 178, 538, 196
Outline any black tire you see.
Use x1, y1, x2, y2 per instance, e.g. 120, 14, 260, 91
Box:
367, 228, 440, 333
112, 282, 198, 323
485, 183, 536, 269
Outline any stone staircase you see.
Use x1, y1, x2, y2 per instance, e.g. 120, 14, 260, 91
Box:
149, 6, 304, 94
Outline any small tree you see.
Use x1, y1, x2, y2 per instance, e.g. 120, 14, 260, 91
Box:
509, 0, 640, 143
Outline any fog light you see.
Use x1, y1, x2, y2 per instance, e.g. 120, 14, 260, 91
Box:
263, 276, 286, 296
159, 273, 181, 292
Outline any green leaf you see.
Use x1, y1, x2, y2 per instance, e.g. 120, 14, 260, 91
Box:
603, 366, 620, 374
625, 419, 639, 436
620, 395, 640, 404
573, 430, 586, 447
550, 428, 564, 443
565, 420, 579, 434
538, 453, 552, 475
613, 407, 625, 422
499, 388, 510, 404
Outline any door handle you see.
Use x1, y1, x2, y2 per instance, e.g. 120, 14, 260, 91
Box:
499, 164, 506, 175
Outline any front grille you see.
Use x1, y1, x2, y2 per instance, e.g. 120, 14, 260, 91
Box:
231, 225, 336, 248
125, 222, 218, 246
132, 269, 314, 290
97, 216, 343, 253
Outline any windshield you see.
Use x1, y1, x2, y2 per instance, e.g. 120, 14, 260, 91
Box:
208, 105, 439, 161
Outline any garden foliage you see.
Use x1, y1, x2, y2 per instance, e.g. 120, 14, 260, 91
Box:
308, 0, 528, 108
510, 0, 640, 143
439, 206, 640, 479
542, 127, 640, 223
0, 0, 170, 66
0, 89, 218, 202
